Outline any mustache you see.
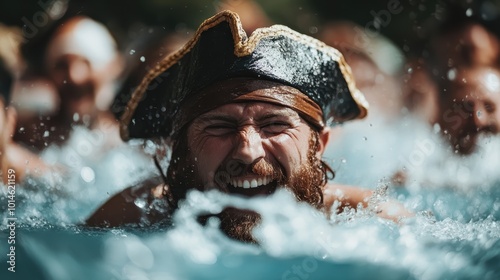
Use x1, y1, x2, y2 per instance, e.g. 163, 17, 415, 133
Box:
251, 159, 284, 179
214, 158, 286, 186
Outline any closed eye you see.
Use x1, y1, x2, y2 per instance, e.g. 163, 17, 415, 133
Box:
261, 122, 291, 134
484, 101, 496, 113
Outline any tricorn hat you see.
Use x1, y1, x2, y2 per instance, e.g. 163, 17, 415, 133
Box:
116, 10, 368, 140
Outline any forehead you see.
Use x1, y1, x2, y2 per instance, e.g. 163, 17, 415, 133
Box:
196, 101, 301, 120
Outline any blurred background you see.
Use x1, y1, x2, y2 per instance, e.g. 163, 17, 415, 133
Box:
1, 3, 500, 280
2, 0, 499, 60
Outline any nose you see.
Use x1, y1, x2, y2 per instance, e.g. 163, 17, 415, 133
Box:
67, 59, 91, 85
232, 126, 265, 164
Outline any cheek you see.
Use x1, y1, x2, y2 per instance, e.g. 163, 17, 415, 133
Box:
190, 137, 233, 183
267, 133, 310, 175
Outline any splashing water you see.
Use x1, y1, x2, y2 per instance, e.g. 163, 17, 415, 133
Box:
1, 119, 499, 279
1, 189, 499, 279
0, 126, 158, 226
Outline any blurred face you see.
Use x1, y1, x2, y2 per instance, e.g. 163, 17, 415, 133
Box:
44, 17, 119, 123
167, 101, 331, 242
47, 53, 98, 120
438, 67, 500, 154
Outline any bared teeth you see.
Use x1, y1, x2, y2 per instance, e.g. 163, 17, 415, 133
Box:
229, 176, 272, 189
243, 180, 250, 188
250, 179, 258, 188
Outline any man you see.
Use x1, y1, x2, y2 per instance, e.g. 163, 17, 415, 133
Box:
15, 15, 123, 151
403, 5, 500, 154
437, 66, 500, 154
86, 11, 411, 242
0, 15, 142, 187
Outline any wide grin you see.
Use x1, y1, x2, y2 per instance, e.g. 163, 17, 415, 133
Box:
229, 176, 273, 189
226, 176, 278, 197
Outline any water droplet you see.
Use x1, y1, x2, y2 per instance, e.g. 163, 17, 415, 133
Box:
447, 68, 457, 80
341, 158, 347, 164
63, 80, 67, 84
73, 113, 80, 122
466, 8, 473, 17
80, 166, 95, 183
43, 130, 50, 138
129, 49, 136, 55
477, 110, 482, 117
309, 26, 318, 34
140, 56, 146, 62
19, 127, 25, 132
363, 137, 368, 141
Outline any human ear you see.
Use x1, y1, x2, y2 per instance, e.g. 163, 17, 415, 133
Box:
316, 127, 331, 157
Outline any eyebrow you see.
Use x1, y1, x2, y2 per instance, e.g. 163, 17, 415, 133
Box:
255, 111, 298, 122
198, 109, 299, 123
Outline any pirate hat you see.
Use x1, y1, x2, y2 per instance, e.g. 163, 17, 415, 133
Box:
116, 10, 368, 140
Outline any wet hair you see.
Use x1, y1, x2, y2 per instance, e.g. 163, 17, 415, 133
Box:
310, 129, 336, 203
163, 126, 194, 208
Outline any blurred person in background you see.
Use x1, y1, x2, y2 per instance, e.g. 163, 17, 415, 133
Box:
14, 15, 124, 151
403, 3, 500, 155
1, 14, 158, 189
0, 25, 50, 184
1, 13, 166, 227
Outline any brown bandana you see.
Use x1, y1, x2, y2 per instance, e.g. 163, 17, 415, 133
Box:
174, 77, 325, 133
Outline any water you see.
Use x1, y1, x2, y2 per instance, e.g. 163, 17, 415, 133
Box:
1, 119, 500, 280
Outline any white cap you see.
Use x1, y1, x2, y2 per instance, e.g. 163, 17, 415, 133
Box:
46, 17, 118, 71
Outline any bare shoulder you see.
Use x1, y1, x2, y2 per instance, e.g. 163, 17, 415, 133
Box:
323, 183, 372, 211
85, 177, 171, 227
